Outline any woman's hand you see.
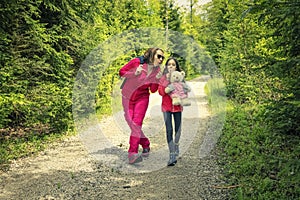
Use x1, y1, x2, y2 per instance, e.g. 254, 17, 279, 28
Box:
166, 69, 175, 80
156, 71, 163, 79
135, 65, 143, 75
166, 73, 171, 80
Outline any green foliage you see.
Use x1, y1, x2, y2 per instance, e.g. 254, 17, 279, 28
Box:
205, 77, 227, 115
95, 62, 122, 116
160, 0, 182, 31
0, 0, 203, 170
0, 0, 115, 167
202, 0, 300, 198
220, 103, 300, 199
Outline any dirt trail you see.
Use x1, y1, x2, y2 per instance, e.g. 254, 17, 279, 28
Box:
0, 76, 229, 200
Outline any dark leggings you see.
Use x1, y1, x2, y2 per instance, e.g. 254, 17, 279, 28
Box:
163, 111, 182, 144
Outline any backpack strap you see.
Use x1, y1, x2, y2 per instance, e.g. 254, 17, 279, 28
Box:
137, 55, 144, 65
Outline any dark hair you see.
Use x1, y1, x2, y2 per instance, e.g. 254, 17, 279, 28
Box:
144, 47, 164, 64
163, 57, 181, 74
142, 48, 152, 63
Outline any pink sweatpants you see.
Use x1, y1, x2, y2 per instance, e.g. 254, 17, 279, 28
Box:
122, 95, 150, 157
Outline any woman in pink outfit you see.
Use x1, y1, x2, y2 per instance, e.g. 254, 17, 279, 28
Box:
119, 47, 164, 164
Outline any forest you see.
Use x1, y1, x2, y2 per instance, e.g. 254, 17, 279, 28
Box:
0, 0, 299, 199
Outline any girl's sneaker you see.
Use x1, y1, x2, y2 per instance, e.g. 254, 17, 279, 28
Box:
167, 153, 177, 166
128, 154, 143, 164
142, 148, 150, 157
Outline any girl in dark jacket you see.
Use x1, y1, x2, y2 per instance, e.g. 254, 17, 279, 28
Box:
119, 47, 164, 164
158, 57, 183, 166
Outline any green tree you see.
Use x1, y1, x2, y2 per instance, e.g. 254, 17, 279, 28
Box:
200, 0, 300, 198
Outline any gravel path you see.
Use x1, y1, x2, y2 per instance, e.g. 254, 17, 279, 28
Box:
0, 76, 230, 200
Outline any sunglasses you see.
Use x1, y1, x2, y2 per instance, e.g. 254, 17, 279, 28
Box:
157, 54, 165, 60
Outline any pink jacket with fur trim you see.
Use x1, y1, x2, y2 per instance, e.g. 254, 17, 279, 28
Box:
119, 58, 160, 100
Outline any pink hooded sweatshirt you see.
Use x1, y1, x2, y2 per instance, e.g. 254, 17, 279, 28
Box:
119, 58, 160, 100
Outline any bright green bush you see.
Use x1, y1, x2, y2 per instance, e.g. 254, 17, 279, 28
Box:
219, 103, 300, 199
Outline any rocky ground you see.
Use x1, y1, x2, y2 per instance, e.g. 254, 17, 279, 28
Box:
0, 76, 230, 200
